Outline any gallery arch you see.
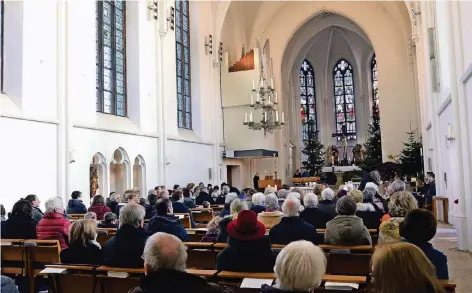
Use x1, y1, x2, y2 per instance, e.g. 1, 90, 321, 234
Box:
133, 155, 146, 198
109, 148, 130, 196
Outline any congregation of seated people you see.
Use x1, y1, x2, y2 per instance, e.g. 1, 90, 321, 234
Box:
0, 175, 450, 293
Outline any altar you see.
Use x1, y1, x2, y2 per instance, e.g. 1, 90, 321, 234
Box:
322, 165, 362, 173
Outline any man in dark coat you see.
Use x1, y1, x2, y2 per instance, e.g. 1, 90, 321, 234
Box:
253, 172, 260, 189
129, 232, 230, 293
102, 204, 149, 268
171, 191, 195, 227
216, 210, 275, 272
146, 200, 188, 241
269, 197, 319, 245
317, 188, 337, 226
66, 191, 87, 214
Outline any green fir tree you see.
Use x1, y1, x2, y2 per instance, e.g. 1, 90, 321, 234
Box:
399, 128, 423, 176
362, 103, 383, 169
301, 120, 325, 176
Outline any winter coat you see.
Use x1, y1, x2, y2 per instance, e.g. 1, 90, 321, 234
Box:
66, 199, 87, 214
128, 269, 232, 293
317, 200, 337, 222
184, 197, 197, 209
250, 205, 266, 215
216, 216, 232, 243
144, 204, 156, 220
219, 206, 231, 218
257, 211, 283, 229
215, 196, 226, 205
145, 214, 188, 241
107, 201, 119, 214
269, 217, 319, 245
3, 214, 37, 239
300, 207, 330, 229
402, 239, 449, 280
355, 203, 383, 229
172, 201, 195, 227
324, 215, 372, 245
88, 204, 111, 220
1, 276, 19, 293
60, 240, 102, 265
32, 206, 44, 223
37, 212, 71, 249
216, 236, 275, 272
196, 192, 213, 206
102, 225, 149, 268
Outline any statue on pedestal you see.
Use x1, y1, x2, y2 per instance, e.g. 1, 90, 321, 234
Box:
352, 144, 364, 165
326, 145, 339, 166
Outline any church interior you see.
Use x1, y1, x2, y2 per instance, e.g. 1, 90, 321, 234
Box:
1, 0, 472, 292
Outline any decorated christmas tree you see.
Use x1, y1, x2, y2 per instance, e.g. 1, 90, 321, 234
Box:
362, 103, 382, 169
399, 128, 423, 176
301, 120, 325, 176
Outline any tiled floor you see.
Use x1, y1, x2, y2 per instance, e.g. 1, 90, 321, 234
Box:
431, 224, 472, 293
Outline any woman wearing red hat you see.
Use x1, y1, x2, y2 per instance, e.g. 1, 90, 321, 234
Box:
216, 210, 275, 272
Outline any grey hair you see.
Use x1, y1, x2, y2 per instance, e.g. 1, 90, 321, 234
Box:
252, 192, 266, 205
143, 232, 187, 272
45, 197, 64, 213
388, 191, 418, 217
303, 193, 318, 208
84, 212, 97, 220
148, 189, 157, 196
265, 193, 279, 210
222, 185, 230, 195
335, 195, 357, 215
110, 192, 118, 202
345, 183, 354, 192
321, 188, 335, 201
119, 204, 145, 228
362, 188, 376, 202
282, 197, 300, 217
277, 189, 290, 199
275, 240, 326, 291
369, 170, 380, 184
389, 180, 406, 193
287, 192, 301, 200
225, 192, 238, 204
365, 182, 379, 193
229, 198, 248, 218
264, 186, 277, 195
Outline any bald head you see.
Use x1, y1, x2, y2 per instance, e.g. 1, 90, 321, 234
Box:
143, 233, 187, 273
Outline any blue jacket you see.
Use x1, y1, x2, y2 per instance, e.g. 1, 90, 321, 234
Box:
66, 199, 87, 214
172, 201, 195, 228
269, 216, 319, 245
1, 276, 19, 293
403, 239, 449, 279
146, 215, 188, 241
250, 205, 266, 215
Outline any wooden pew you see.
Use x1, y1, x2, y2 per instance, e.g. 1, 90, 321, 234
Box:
173, 213, 192, 228
211, 205, 224, 214
26, 239, 61, 293
1, 239, 27, 276
186, 228, 208, 242
68, 214, 86, 220
191, 208, 214, 223
96, 228, 117, 247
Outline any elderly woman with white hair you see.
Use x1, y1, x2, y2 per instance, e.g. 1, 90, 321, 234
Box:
261, 241, 326, 293
250, 192, 266, 215
365, 182, 388, 211
37, 197, 71, 249
216, 198, 249, 243
219, 192, 239, 218
316, 188, 337, 225
269, 197, 319, 245
107, 192, 121, 214
258, 193, 284, 228
300, 193, 325, 229
325, 196, 372, 245
386, 179, 406, 197
350, 189, 383, 229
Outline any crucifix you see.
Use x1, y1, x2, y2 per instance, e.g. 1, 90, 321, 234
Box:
332, 124, 348, 165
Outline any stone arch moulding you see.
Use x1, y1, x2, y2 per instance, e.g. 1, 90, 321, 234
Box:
110, 147, 131, 195
133, 155, 146, 198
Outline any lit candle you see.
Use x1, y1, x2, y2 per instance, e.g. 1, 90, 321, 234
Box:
276, 111, 279, 122
447, 124, 453, 138
245, 112, 248, 123
250, 94, 253, 105
275, 92, 278, 103
256, 93, 260, 102
331, 156, 334, 165
252, 80, 255, 90
250, 112, 253, 122
271, 78, 274, 89
260, 77, 264, 89
264, 111, 267, 122
282, 112, 285, 123
268, 95, 271, 104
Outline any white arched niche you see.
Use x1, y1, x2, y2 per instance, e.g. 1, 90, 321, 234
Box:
90, 152, 107, 199
133, 155, 146, 199
109, 148, 130, 196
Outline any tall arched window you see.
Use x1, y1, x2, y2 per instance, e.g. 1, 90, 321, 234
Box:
176, 0, 192, 129
300, 60, 316, 140
96, 0, 127, 116
371, 55, 379, 106
333, 59, 356, 140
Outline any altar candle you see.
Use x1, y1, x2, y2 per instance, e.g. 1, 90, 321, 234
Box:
271, 78, 274, 89
245, 112, 248, 123
275, 92, 278, 103
268, 95, 271, 104
264, 111, 267, 122
276, 111, 279, 122
282, 112, 285, 123
447, 124, 453, 138
256, 93, 260, 102
331, 156, 334, 165
250, 112, 253, 122
252, 80, 255, 90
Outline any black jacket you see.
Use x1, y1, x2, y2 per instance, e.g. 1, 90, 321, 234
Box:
98, 222, 118, 229
184, 197, 197, 209
107, 201, 119, 214
216, 236, 275, 272
195, 192, 213, 205
145, 215, 188, 241
2, 214, 37, 239
250, 205, 266, 215
216, 217, 232, 243
172, 201, 195, 227
269, 217, 319, 245
32, 207, 44, 223
144, 204, 156, 220
102, 225, 149, 268
66, 199, 87, 214
61, 241, 101, 265
300, 207, 330, 229
128, 269, 232, 293
317, 200, 337, 221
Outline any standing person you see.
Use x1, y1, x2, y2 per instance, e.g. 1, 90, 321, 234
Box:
25, 194, 44, 222
3, 199, 37, 239
88, 195, 111, 220
37, 197, 71, 250
66, 191, 87, 214
253, 172, 260, 190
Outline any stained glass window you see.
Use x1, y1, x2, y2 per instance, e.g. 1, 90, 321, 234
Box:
371, 55, 379, 107
96, 0, 127, 117
300, 60, 316, 140
333, 59, 356, 140
176, 0, 191, 129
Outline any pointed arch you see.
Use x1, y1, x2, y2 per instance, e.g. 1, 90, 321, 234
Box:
133, 155, 146, 198
300, 59, 316, 140
333, 59, 356, 140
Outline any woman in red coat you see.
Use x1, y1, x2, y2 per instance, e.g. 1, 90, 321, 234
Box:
37, 197, 71, 250
88, 195, 111, 220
